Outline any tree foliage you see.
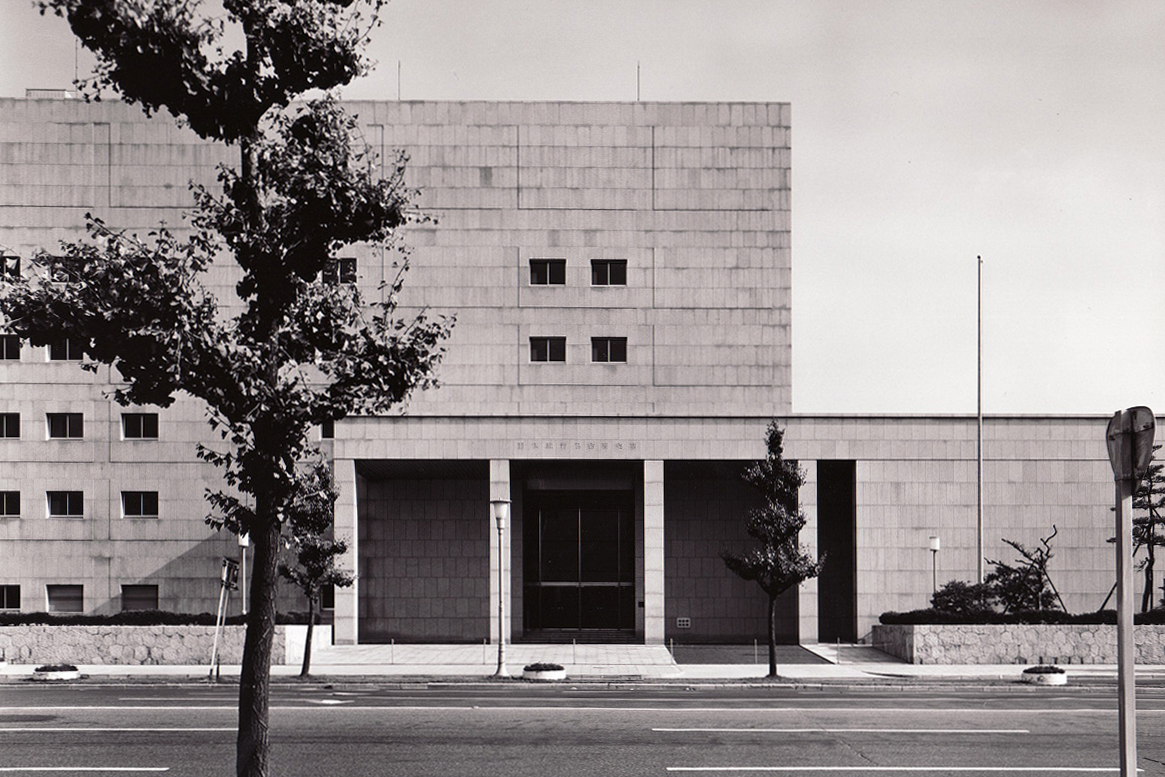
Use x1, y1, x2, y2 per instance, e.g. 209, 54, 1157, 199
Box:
278, 460, 354, 678
3, 3, 448, 776
984, 527, 1064, 614
722, 422, 823, 677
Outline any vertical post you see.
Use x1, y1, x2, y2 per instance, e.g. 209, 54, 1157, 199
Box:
643, 461, 666, 643
495, 514, 507, 676
976, 255, 984, 584
1116, 476, 1137, 777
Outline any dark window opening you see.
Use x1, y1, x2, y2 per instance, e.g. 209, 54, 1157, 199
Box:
529, 259, 566, 285
324, 257, 358, 285
591, 337, 627, 363
1, 413, 18, 438
591, 259, 627, 286
46, 584, 83, 613
0, 585, 18, 609
47, 413, 83, 439
530, 336, 566, 362
122, 491, 159, 518
321, 419, 335, 439
48, 338, 85, 361
47, 491, 83, 517
321, 584, 335, 610
122, 413, 159, 439
1, 335, 20, 360
121, 584, 159, 611
0, 492, 19, 517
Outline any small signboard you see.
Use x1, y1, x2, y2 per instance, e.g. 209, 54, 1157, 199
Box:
1106, 407, 1156, 483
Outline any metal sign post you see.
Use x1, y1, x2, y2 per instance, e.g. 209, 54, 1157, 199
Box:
1105, 406, 1156, 777
208, 557, 240, 682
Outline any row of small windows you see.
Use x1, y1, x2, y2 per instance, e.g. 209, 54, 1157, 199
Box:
0, 584, 159, 613
530, 259, 627, 286
530, 336, 628, 363
4, 255, 358, 287
0, 412, 159, 440
0, 335, 89, 361
0, 491, 159, 518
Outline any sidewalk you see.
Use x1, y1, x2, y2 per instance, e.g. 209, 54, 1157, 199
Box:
5, 642, 1165, 684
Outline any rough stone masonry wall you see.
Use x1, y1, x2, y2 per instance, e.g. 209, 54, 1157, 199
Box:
0, 625, 285, 666
872, 624, 1165, 664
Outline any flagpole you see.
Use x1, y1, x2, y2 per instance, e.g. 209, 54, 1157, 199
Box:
977, 255, 984, 584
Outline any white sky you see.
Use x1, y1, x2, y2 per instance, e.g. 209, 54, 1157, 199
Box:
2, 0, 1162, 416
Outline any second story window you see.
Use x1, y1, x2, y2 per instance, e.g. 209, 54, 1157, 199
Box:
47, 412, 83, 439
0, 413, 18, 438
323, 257, 357, 285
591, 337, 628, 363
1, 335, 20, 360
122, 413, 159, 440
591, 259, 627, 286
48, 337, 85, 361
529, 336, 566, 362
0, 492, 19, 517
122, 491, 160, 519
529, 259, 566, 285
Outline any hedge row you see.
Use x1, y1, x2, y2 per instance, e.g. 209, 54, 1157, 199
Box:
0, 610, 315, 627
878, 608, 1165, 626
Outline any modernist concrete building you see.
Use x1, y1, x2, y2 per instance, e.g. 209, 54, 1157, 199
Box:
0, 93, 1131, 646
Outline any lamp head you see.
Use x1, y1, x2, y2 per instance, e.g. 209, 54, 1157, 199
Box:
928, 535, 940, 552
490, 498, 511, 530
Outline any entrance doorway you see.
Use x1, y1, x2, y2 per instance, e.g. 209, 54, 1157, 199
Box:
523, 491, 636, 636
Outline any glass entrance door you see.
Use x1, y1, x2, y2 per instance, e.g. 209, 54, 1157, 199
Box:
524, 493, 635, 633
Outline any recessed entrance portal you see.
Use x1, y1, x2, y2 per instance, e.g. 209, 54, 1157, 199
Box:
523, 490, 636, 636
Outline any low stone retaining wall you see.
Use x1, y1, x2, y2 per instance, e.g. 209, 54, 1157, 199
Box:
0, 625, 286, 666
872, 623, 1165, 664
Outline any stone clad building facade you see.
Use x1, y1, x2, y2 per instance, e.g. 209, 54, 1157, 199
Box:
0, 95, 1128, 646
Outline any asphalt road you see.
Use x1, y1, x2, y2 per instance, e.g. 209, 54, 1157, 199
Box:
3, 683, 1165, 776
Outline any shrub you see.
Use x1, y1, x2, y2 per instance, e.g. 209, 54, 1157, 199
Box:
931, 580, 994, 615
0, 610, 314, 627
1022, 664, 1065, 674
34, 663, 78, 672
523, 662, 564, 672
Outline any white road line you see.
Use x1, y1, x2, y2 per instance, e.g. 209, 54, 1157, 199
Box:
0, 728, 233, 733
0, 770, 169, 773
666, 768, 1134, 773
653, 728, 1029, 734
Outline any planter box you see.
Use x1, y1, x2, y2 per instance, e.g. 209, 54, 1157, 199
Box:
872, 623, 1165, 665
1022, 671, 1068, 686
522, 668, 567, 681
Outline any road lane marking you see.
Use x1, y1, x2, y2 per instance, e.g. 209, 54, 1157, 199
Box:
666, 768, 1135, 773
0, 728, 233, 733
0, 770, 169, 773
654, 728, 1029, 734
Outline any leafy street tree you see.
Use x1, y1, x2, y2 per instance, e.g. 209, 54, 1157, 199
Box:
985, 527, 1065, 613
1132, 445, 1164, 611
278, 460, 354, 678
722, 422, 824, 677
1, 2, 450, 775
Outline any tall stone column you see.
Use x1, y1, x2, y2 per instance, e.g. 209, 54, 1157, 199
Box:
798, 460, 820, 645
489, 460, 511, 643
333, 458, 360, 645
643, 460, 665, 644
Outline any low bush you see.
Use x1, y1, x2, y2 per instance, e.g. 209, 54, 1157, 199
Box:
880, 608, 1165, 625
523, 662, 564, 672
34, 663, 78, 672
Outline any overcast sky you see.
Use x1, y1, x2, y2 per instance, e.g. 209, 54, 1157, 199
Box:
2, 1, 1162, 417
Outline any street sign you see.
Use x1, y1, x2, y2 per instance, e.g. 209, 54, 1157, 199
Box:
1106, 407, 1156, 483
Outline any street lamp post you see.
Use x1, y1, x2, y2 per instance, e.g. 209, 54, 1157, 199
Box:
928, 535, 940, 595
490, 498, 511, 677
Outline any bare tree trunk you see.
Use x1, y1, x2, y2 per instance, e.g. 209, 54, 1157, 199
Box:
1143, 537, 1155, 613
237, 513, 279, 777
301, 593, 316, 678
767, 595, 778, 678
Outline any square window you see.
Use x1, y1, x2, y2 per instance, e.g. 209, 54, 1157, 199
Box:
0, 584, 19, 610
122, 491, 159, 518
1, 256, 19, 278
1, 413, 18, 438
47, 412, 83, 439
0, 492, 19, 517
1, 334, 20, 360
324, 257, 357, 285
529, 336, 566, 362
529, 259, 566, 285
321, 583, 335, 610
47, 491, 83, 517
591, 337, 628, 363
48, 337, 85, 361
122, 413, 159, 439
46, 584, 83, 613
591, 259, 627, 286
120, 584, 159, 612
